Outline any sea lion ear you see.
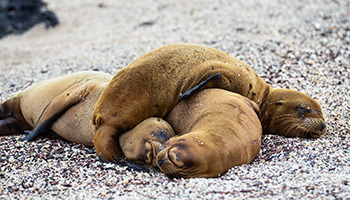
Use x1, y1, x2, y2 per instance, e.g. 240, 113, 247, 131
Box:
274, 100, 286, 106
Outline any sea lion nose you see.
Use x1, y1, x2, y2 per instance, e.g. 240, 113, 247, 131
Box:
320, 122, 326, 131
157, 159, 165, 167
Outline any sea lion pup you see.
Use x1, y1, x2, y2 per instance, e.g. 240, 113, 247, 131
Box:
119, 117, 175, 167
92, 43, 326, 163
0, 71, 112, 145
0, 71, 175, 168
156, 89, 262, 178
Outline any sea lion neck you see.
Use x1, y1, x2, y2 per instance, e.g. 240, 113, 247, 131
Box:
257, 86, 273, 133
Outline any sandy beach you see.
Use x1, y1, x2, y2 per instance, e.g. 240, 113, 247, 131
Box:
0, 0, 349, 199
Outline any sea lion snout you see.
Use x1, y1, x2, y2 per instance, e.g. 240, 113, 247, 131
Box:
167, 144, 191, 168
156, 137, 202, 178
303, 118, 327, 138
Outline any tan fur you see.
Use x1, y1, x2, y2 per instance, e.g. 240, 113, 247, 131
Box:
0, 71, 112, 145
120, 117, 175, 166
0, 72, 175, 166
92, 43, 326, 163
154, 89, 262, 178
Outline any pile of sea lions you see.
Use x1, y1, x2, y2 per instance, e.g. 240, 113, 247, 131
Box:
0, 44, 326, 178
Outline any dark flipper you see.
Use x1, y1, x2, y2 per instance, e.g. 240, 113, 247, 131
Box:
21, 101, 52, 141
21, 110, 62, 141
33, 101, 51, 128
122, 162, 150, 172
179, 72, 222, 101
21, 83, 91, 141
97, 155, 150, 172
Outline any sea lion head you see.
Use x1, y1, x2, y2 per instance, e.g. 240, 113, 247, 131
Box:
119, 117, 175, 167
262, 89, 326, 138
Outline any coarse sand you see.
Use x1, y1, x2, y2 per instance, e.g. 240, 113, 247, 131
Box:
0, 0, 349, 199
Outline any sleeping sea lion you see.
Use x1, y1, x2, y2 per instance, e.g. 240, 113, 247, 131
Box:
119, 117, 175, 167
0, 71, 112, 145
155, 88, 262, 178
0, 72, 175, 168
92, 43, 326, 163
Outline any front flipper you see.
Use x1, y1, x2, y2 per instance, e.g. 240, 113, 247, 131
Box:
94, 125, 124, 163
21, 83, 93, 141
179, 72, 222, 101
98, 155, 150, 172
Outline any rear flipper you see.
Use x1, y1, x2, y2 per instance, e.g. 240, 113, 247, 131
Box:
0, 98, 32, 136
179, 72, 222, 101
21, 83, 94, 141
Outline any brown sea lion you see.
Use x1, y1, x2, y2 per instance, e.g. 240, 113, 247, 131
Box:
92, 43, 326, 163
0, 72, 174, 169
155, 89, 262, 178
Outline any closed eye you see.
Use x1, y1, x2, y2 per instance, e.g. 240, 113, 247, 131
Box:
275, 102, 283, 106
296, 106, 319, 117
296, 106, 306, 118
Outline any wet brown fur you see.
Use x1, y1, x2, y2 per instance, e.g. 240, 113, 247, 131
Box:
92, 43, 326, 163
156, 89, 262, 178
0, 72, 176, 166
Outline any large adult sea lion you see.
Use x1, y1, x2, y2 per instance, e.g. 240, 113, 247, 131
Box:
92, 43, 326, 163
156, 89, 262, 178
0, 72, 175, 168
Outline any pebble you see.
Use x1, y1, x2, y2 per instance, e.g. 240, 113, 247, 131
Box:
0, 0, 349, 199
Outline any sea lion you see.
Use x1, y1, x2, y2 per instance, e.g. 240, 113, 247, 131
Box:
92, 43, 326, 163
155, 88, 262, 178
0, 72, 175, 168
0, 71, 112, 145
